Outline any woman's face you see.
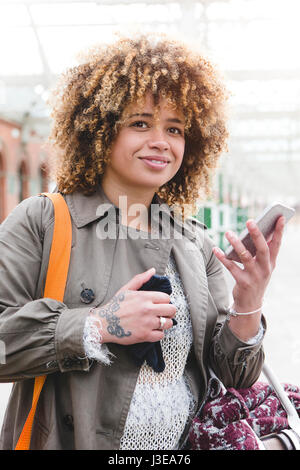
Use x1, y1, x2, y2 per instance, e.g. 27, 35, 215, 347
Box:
102, 93, 185, 192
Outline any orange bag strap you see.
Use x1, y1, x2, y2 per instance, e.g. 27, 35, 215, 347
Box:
15, 192, 72, 450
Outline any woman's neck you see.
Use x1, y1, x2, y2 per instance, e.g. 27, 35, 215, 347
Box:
101, 178, 156, 232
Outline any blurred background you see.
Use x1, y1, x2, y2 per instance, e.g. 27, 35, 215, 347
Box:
0, 0, 299, 425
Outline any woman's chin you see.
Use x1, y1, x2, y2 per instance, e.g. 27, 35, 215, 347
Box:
131, 171, 171, 189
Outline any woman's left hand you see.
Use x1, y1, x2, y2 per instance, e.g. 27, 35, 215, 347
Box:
212, 216, 285, 341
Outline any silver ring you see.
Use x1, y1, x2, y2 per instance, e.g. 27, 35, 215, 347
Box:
159, 316, 167, 330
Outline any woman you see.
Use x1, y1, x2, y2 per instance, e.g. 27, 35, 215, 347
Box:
0, 34, 285, 450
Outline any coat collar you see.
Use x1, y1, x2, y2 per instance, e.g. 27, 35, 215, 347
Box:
64, 185, 198, 241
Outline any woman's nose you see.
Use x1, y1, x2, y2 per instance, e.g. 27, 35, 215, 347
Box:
148, 128, 170, 151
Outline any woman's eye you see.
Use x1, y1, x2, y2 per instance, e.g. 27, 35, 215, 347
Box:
169, 127, 182, 135
131, 120, 148, 128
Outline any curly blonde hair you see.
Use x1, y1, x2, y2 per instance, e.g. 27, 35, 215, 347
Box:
47, 33, 229, 213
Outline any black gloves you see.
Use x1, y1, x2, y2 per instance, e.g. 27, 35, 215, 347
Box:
127, 274, 176, 373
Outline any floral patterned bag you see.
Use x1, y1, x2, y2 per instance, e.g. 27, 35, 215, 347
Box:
187, 373, 300, 450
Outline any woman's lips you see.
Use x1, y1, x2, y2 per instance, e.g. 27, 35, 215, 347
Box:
139, 158, 169, 170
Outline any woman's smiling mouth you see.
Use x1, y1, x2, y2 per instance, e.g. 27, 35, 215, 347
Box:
138, 156, 170, 170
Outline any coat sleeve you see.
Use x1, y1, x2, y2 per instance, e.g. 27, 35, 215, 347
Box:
0, 196, 91, 382
202, 227, 265, 389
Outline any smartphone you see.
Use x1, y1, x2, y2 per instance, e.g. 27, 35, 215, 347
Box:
225, 202, 295, 262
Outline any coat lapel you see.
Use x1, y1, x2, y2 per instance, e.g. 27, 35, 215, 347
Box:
171, 235, 208, 368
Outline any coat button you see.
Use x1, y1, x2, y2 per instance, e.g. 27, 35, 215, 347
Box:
63, 414, 74, 430
80, 288, 95, 304
62, 357, 73, 368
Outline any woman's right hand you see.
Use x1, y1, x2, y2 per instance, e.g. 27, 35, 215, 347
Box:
90, 268, 176, 345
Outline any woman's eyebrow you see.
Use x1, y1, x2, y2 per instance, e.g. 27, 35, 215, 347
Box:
128, 113, 183, 124
128, 113, 152, 119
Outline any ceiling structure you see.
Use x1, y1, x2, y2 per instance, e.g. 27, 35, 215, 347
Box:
1, 0, 300, 206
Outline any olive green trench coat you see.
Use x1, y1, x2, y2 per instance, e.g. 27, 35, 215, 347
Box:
0, 186, 265, 449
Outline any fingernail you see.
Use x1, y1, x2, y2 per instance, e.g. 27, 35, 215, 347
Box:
248, 220, 256, 229
227, 230, 237, 239
172, 318, 177, 326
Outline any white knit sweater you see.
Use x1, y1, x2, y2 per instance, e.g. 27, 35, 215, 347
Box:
83, 252, 264, 450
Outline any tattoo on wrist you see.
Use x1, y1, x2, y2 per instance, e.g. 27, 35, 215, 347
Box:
97, 292, 132, 339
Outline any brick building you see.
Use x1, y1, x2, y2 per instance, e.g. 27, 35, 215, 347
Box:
0, 118, 49, 223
